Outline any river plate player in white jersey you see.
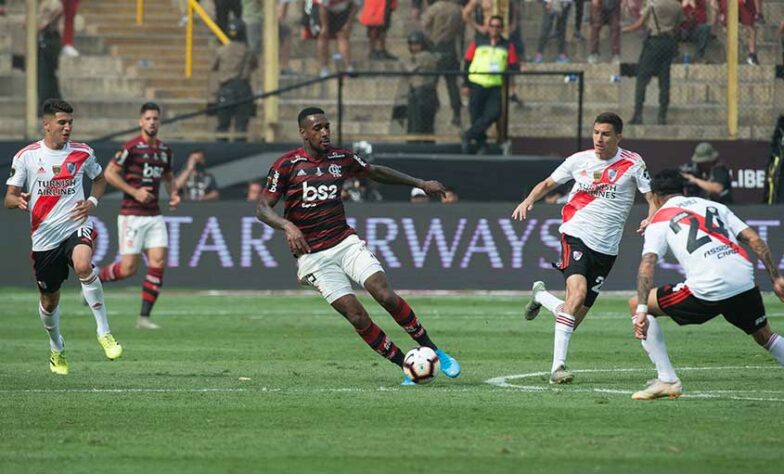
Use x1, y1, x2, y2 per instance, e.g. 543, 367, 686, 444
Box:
512, 112, 657, 384
628, 169, 784, 400
4, 99, 123, 375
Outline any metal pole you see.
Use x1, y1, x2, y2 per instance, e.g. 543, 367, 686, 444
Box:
577, 72, 584, 152
185, 2, 193, 78
337, 75, 344, 147
726, 0, 738, 139
263, 0, 279, 142
26, 0, 38, 139
136, 0, 144, 25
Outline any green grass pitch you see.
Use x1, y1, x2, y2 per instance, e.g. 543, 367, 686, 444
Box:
1, 288, 783, 473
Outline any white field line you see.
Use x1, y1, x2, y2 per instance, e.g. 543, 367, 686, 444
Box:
485, 366, 784, 402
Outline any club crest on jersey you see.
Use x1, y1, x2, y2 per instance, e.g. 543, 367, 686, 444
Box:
607, 169, 618, 182
572, 250, 583, 261
66, 162, 76, 175
328, 164, 342, 177
52, 165, 61, 175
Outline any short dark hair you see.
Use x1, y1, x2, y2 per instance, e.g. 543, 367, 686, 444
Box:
594, 112, 623, 134
41, 99, 73, 116
298, 107, 325, 127
651, 169, 686, 196
140, 102, 161, 115
188, 149, 205, 158
489, 15, 503, 26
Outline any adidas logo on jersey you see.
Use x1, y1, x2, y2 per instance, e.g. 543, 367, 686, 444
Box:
297, 169, 307, 177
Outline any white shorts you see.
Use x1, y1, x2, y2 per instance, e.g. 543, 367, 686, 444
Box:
296, 234, 384, 304
117, 215, 168, 255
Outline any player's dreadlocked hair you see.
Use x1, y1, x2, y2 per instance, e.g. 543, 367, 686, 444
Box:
41, 99, 73, 116
298, 107, 325, 127
651, 169, 686, 196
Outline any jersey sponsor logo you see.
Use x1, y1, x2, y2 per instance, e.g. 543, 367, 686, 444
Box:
268, 170, 280, 192
328, 164, 342, 177
352, 154, 368, 167
36, 178, 78, 196
290, 155, 307, 164
142, 162, 165, 179
302, 181, 338, 206
755, 316, 767, 325
572, 250, 583, 261
327, 152, 345, 160
115, 149, 129, 165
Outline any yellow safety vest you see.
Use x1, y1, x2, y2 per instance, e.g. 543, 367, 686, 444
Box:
468, 42, 509, 88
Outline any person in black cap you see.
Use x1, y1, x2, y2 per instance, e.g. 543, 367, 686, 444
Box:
681, 142, 733, 204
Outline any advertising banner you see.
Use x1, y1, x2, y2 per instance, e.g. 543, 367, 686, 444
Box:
2, 202, 783, 291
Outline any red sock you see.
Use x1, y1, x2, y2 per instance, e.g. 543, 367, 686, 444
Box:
140, 267, 164, 317
356, 321, 404, 367
99, 262, 124, 282
390, 297, 436, 350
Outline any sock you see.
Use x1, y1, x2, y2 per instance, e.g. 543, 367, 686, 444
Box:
640, 315, 678, 383
535, 290, 564, 315
81, 269, 111, 337
99, 261, 125, 282
140, 267, 164, 317
389, 296, 436, 350
356, 321, 405, 367
552, 311, 575, 373
764, 333, 784, 366
39, 303, 64, 352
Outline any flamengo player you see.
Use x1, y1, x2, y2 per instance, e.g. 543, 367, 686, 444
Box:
4, 99, 122, 374
512, 112, 656, 384
256, 107, 461, 384
629, 170, 784, 400
98, 102, 180, 329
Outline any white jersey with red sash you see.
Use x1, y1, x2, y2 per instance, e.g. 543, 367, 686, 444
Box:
550, 147, 651, 255
643, 195, 754, 301
6, 140, 102, 251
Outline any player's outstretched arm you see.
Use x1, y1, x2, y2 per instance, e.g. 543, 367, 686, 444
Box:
512, 177, 557, 221
738, 228, 784, 302
634, 253, 658, 340
366, 164, 446, 199
4, 185, 29, 211
256, 194, 310, 257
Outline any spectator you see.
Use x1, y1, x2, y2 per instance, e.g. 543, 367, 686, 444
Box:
61, 0, 79, 57
215, 0, 242, 34
623, 0, 681, 125
533, 0, 574, 64
410, 187, 430, 203
394, 31, 439, 139
242, 0, 262, 56
680, 0, 711, 63
780, 20, 784, 65
0, 0, 6, 16
279, 0, 295, 75
587, 0, 622, 63
573, 0, 587, 40
361, 0, 398, 60
717, 0, 758, 65
753, 0, 764, 23
681, 142, 733, 204
316, 0, 361, 77
175, 150, 220, 201
422, 0, 464, 127
212, 19, 254, 141
462, 15, 519, 154
38, 0, 64, 111
246, 179, 264, 202
441, 187, 459, 203
462, 0, 492, 38
410, 0, 429, 23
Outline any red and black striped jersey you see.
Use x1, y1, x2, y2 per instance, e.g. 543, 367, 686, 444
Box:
113, 136, 173, 216
262, 147, 370, 253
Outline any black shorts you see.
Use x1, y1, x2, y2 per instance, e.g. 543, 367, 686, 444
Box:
656, 283, 767, 335
554, 234, 617, 307
32, 227, 96, 294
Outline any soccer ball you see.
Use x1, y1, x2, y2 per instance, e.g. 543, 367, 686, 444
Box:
402, 347, 441, 384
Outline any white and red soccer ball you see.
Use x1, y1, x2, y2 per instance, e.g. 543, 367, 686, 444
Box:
402, 347, 440, 384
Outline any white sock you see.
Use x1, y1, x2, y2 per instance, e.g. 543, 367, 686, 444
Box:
39, 303, 64, 352
764, 333, 784, 366
81, 270, 111, 337
640, 315, 678, 383
552, 311, 575, 373
535, 290, 564, 315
